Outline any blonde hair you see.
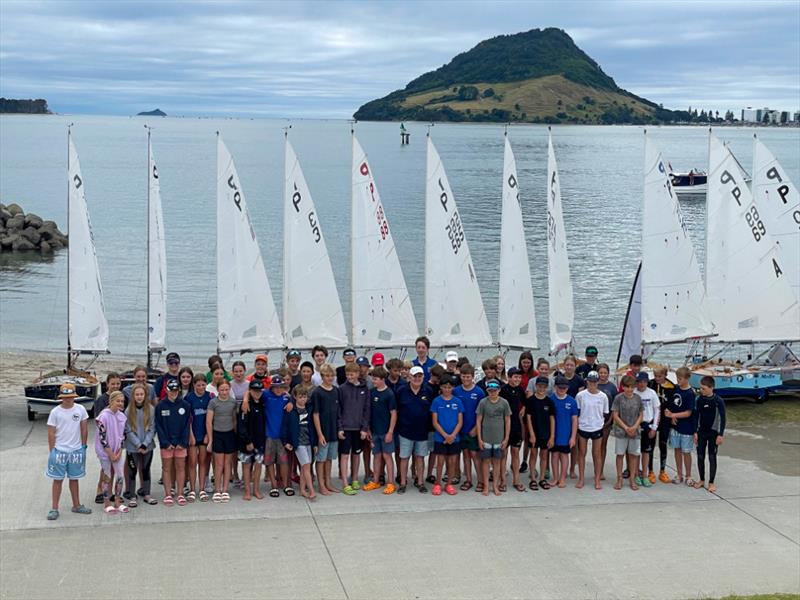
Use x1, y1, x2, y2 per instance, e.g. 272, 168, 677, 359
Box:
127, 383, 152, 430
319, 363, 335, 377
675, 366, 691, 380
108, 390, 124, 408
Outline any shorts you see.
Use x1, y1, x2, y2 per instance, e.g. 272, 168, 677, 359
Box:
238, 450, 265, 464
578, 428, 603, 440
533, 433, 551, 450
508, 431, 523, 448
551, 444, 571, 454
640, 427, 656, 453
46, 447, 86, 480
295, 445, 313, 466
211, 430, 236, 454
460, 434, 479, 452
433, 441, 461, 456
427, 432, 435, 452
160, 446, 189, 459
315, 440, 338, 462
669, 430, 694, 453
398, 435, 430, 459
614, 435, 641, 456
338, 430, 364, 456
371, 435, 395, 455
480, 444, 503, 459
264, 437, 288, 465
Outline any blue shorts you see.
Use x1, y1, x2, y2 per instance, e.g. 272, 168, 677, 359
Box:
315, 440, 339, 462
398, 435, 430, 459
46, 447, 86, 480
669, 430, 694, 453
371, 435, 395, 455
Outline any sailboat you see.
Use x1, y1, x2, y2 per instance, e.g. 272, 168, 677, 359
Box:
216, 135, 284, 355
616, 262, 642, 370
351, 132, 418, 347
283, 135, 348, 349
497, 132, 538, 349
546, 131, 575, 356
25, 129, 109, 420
425, 134, 492, 348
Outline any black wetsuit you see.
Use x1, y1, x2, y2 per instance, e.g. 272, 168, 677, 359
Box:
648, 379, 675, 472
694, 393, 726, 484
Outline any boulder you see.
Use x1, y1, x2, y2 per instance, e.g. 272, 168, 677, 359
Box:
24, 213, 43, 228
12, 237, 35, 251
39, 240, 52, 253
5, 214, 25, 230
20, 227, 41, 245
6, 203, 23, 216
0, 234, 19, 249
0, 208, 10, 224
48, 236, 64, 249
40, 220, 58, 230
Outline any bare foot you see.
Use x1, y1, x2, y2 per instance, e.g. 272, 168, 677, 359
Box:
693, 480, 705, 489
557, 480, 566, 488
493, 487, 501, 496
600, 474, 606, 481
575, 480, 584, 489
319, 488, 332, 496
614, 478, 622, 490
630, 483, 639, 491
328, 484, 341, 493
708, 483, 717, 493
253, 491, 264, 500
569, 472, 577, 479
595, 482, 602, 490
243, 493, 252, 501
482, 489, 489, 496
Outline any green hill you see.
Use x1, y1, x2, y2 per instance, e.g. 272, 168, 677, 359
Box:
354, 28, 681, 125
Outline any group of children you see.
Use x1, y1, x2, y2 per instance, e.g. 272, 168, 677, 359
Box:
45, 340, 727, 519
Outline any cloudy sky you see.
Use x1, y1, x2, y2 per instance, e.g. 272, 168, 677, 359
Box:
1, 0, 798, 117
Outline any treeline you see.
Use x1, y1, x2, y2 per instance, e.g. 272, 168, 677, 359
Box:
0, 98, 51, 114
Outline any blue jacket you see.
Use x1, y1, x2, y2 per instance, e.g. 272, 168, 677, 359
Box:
280, 406, 317, 449
154, 397, 191, 448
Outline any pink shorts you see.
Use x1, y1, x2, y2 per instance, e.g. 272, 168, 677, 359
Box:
160, 447, 188, 460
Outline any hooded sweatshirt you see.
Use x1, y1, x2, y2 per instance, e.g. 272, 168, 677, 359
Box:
95, 408, 127, 458
154, 396, 191, 448
124, 402, 156, 452
337, 379, 370, 433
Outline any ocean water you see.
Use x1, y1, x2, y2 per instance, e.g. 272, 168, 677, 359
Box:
1, 115, 798, 366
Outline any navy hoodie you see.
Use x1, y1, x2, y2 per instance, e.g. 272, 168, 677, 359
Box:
237, 397, 267, 453
154, 397, 191, 448
281, 405, 318, 449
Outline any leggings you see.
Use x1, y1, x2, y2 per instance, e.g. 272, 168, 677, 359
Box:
126, 450, 154, 496
99, 454, 125, 499
696, 431, 719, 484
648, 426, 671, 472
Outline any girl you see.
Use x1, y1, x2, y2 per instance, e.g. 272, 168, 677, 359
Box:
206, 380, 237, 503
299, 361, 315, 389
575, 372, 609, 490
206, 364, 226, 397
186, 374, 212, 501
494, 355, 508, 384
238, 380, 267, 500
229, 360, 249, 489
125, 383, 157, 507
178, 367, 194, 399
95, 372, 122, 504
517, 352, 536, 391
96, 390, 129, 514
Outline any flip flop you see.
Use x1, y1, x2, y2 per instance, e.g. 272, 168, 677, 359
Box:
460, 481, 472, 491
539, 480, 551, 490
529, 480, 539, 490
117, 505, 130, 513
283, 487, 295, 497
514, 483, 526, 492
104, 506, 117, 514
498, 484, 507, 493
475, 482, 484, 493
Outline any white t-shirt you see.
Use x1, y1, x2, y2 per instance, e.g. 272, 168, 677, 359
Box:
638, 386, 661, 428
47, 404, 89, 451
575, 389, 608, 432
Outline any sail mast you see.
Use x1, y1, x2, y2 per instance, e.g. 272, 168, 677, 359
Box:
66, 126, 72, 369
350, 127, 356, 345
146, 126, 152, 368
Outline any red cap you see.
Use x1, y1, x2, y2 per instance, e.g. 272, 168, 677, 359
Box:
255, 354, 268, 364
371, 352, 385, 366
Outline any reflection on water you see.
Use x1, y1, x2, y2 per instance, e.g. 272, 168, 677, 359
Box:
0, 250, 59, 289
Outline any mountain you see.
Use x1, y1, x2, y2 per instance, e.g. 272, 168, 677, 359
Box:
353, 28, 680, 125
0, 98, 50, 114
137, 108, 166, 116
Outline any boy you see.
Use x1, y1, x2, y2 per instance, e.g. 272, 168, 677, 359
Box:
524, 376, 555, 490
649, 366, 676, 483
424, 364, 445, 484
430, 375, 464, 496
336, 348, 357, 386
476, 379, 510, 496
635, 372, 660, 487
46, 384, 92, 520
575, 371, 609, 490
444, 352, 462, 386
310, 345, 329, 385
453, 364, 484, 491
476, 358, 498, 393
363, 367, 398, 494
356, 356, 373, 389
550, 376, 578, 488
693, 375, 725, 492
500, 367, 526, 492
285, 350, 302, 389
619, 354, 644, 391
385, 358, 405, 393
281, 385, 317, 500
575, 346, 600, 378
264, 376, 293, 496
665, 366, 696, 485
412, 335, 438, 382
611, 375, 643, 491
337, 363, 370, 495
247, 354, 272, 387
395, 366, 432, 493
311, 364, 340, 495
237, 379, 267, 500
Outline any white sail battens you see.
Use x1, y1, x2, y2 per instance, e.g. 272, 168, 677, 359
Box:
68, 134, 109, 353
642, 135, 714, 343
498, 135, 538, 348
752, 136, 800, 300
147, 136, 167, 352
706, 133, 799, 342
351, 135, 418, 346
216, 137, 284, 352
283, 138, 348, 348
425, 136, 492, 347
546, 134, 575, 353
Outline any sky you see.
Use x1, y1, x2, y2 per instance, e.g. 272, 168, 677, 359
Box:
1, 0, 798, 118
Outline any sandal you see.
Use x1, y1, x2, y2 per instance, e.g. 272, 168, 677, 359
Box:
284, 487, 295, 497
671, 476, 684, 485
117, 505, 130, 513
686, 478, 697, 488
342, 485, 358, 496
498, 484, 507, 493
47, 509, 59, 520
128, 498, 138, 508
418, 485, 428, 494
432, 484, 442, 496
539, 480, 551, 490
186, 491, 196, 503
460, 481, 472, 491
199, 491, 209, 502
425, 475, 436, 484
212, 493, 222, 503
104, 505, 117, 514
269, 489, 280, 498
177, 495, 187, 506
514, 483, 526, 492
397, 484, 407, 494
475, 482, 484, 493
94, 493, 104, 505
143, 496, 158, 505
451, 476, 460, 486
163, 495, 174, 506
221, 492, 230, 503
529, 480, 539, 490
71, 505, 92, 514
383, 484, 396, 495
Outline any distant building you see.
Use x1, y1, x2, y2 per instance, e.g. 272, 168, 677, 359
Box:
740, 106, 798, 124
794, 111, 800, 122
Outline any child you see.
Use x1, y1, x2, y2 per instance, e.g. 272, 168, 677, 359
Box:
596, 363, 618, 480
282, 385, 317, 500
575, 371, 609, 490
500, 367, 526, 492
95, 390, 129, 514
336, 348, 357, 385
312, 364, 341, 495
424, 364, 445, 484
363, 367, 398, 494
476, 358, 498, 393
476, 380, 510, 496
155, 379, 191, 505
178, 367, 194, 399
154, 352, 181, 400
94, 372, 122, 504
611, 375, 644, 491
238, 379, 267, 501
310, 345, 329, 385
635, 372, 660, 487
550, 376, 578, 488
524, 376, 555, 490
206, 380, 237, 503
45, 383, 92, 520
693, 376, 726, 493
649, 366, 676, 483
430, 375, 464, 496
285, 350, 302, 389
385, 358, 405, 393
247, 354, 272, 388
124, 382, 157, 507
264, 376, 293, 496
453, 364, 485, 491
412, 335, 438, 382
186, 374, 212, 500
665, 366, 696, 485
337, 363, 370, 494
560, 355, 585, 479
206, 364, 227, 397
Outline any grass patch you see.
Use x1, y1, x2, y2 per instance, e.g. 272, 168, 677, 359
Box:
694, 595, 800, 600
725, 397, 800, 426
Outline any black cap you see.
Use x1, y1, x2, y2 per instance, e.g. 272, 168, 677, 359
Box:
166, 379, 180, 391
507, 367, 521, 377
249, 379, 264, 390
166, 352, 180, 364
343, 348, 357, 357
439, 374, 456, 387
356, 356, 370, 366
270, 375, 287, 388
636, 371, 650, 382
586, 371, 600, 382
585, 346, 598, 356
535, 376, 550, 386
554, 376, 569, 387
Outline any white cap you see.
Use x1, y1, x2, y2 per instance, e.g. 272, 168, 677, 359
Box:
409, 366, 424, 376
445, 351, 458, 362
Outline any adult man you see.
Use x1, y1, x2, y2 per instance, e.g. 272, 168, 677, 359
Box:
575, 346, 599, 379
395, 366, 433, 494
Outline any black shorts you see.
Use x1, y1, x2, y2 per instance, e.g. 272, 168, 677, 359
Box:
212, 430, 236, 454
433, 441, 460, 456
578, 428, 603, 440
338, 430, 363, 456
640, 428, 657, 453
508, 431, 523, 448
551, 444, 571, 454
532, 431, 551, 449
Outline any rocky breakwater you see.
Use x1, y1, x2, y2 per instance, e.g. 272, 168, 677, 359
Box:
0, 203, 68, 253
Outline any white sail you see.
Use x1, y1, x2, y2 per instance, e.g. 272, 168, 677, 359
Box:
752, 136, 800, 299
425, 136, 492, 347
617, 262, 642, 367
642, 134, 714, 343
68, 133, 109, 353
351, 134, 418, 346
546, 133, 575, 353
216, 136, 284, 352
498, 134, 538, 348
283, 138, 348, 348
147, 133, 167, 352
706, 133, 799, 342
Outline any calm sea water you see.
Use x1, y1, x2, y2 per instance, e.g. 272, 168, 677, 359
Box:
1, 115, 798, 366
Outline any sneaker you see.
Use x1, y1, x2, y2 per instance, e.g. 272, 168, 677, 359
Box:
648, 472, 657, 485
362, 481, 382, 491
634, 475, 643, 486
641, 478, 653, 488
659, 471, 671, 484
520, 461, 528, 474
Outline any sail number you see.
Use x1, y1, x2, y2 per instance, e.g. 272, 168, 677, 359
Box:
446, 212, 465, 254
360, 162, 389, 240
227, 175, 242, 212
547, 211, 557, 251
291, 184, 321, 243
744, 206, 766, 242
